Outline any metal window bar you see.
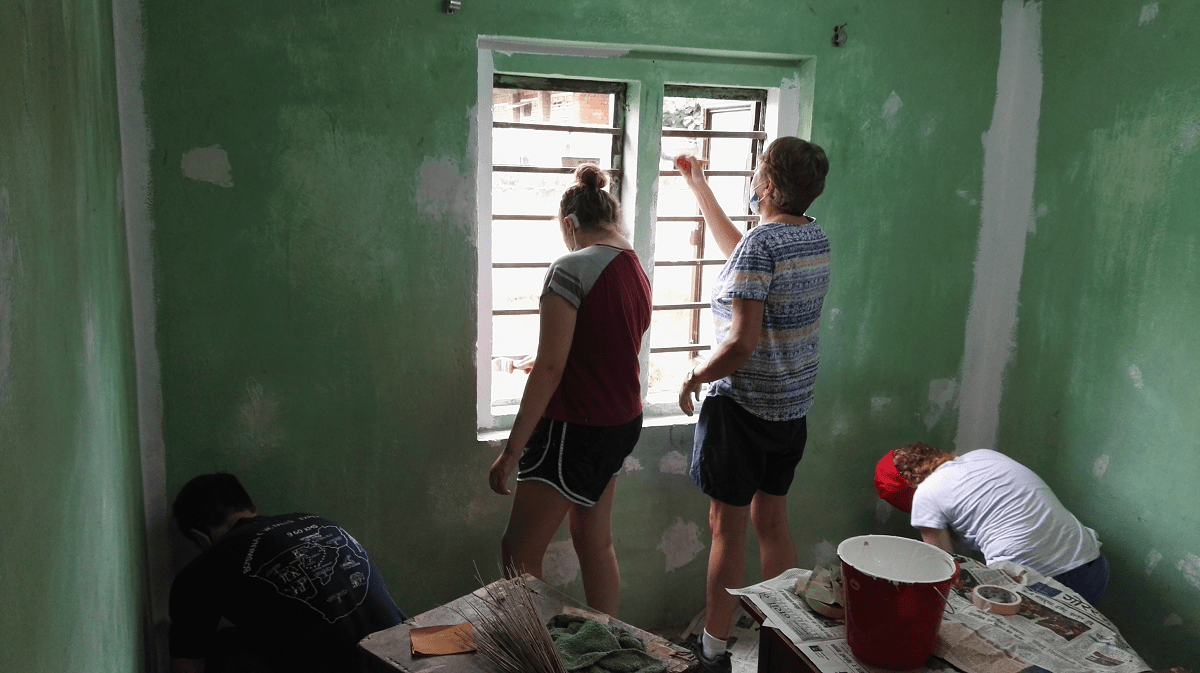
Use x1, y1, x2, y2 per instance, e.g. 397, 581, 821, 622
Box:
494, 166, 625, 176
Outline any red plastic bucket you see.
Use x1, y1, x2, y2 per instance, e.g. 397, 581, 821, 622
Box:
837, 535, 957, 670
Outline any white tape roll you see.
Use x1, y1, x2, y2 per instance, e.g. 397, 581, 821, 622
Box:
972, 584, 1021, 615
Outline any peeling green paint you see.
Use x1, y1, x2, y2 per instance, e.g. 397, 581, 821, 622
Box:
0, 1, 146, 671
1004, 3, 1200, 667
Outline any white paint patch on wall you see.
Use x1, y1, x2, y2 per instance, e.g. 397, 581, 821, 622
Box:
920, 117, 937, 138
777, 73, 805, 142
1127, 364, 1144, 389
114, 0, 173, 641
831, 415, 849, 437
1138, 2, 1159, 25
658, 518, 705, 572
418, 155, 473, 234
239, 378, 283, 453
1176, 553, 1200, 590
870, 396, 892, 415
812, 540, 837, 567
659, 450, 689, 475
623, 456, 643, 473
1163, 613, 1183, 627
542, 540, 581, 586
925, 378, 958, 430
955, 0, 1043, 454
1030, 203, 1049, 234
181, 146, 233, 187
1093, 454, 1110, 479
1146, 549, 1162, 574
956, 189, 979, 207
1175, 120, 1200, 152
882, 91, 903, 130
479, 38, 629, 59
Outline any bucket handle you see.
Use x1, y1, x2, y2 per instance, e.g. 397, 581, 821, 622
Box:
937, 560, 963, 615
935, 582, 957, 615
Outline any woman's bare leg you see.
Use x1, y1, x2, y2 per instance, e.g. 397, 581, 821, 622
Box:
569, 477, 620, 615
501, 480, 571, 578
703, 498, 751, 640
750, 491, 797, 580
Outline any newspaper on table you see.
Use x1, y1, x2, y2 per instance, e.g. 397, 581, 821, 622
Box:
728, 568, 871, 673
728, 560, 1151, 673
938, 558, 1150, 673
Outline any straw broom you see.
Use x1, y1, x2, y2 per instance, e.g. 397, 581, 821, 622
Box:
458, 572, 568, 673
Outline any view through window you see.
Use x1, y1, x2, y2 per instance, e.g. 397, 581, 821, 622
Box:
488, 76, 625, 410
485, 76, 767, 419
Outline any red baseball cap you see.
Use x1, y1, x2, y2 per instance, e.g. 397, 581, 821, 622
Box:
875, 450, 915, 513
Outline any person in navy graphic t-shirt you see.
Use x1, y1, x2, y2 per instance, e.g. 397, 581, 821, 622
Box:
168, 473, 404, 673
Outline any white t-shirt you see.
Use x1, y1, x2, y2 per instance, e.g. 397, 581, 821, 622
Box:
910, 449, 1100, 576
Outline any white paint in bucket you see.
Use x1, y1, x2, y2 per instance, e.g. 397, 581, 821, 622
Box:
837, 535, 955, 584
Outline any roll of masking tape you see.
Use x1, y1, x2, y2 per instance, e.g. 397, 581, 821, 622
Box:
972, 584, 1021, 615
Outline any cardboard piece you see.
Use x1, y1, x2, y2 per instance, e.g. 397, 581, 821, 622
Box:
409, 623, 476, 656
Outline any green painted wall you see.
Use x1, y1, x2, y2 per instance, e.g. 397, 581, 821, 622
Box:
1002, 2, 1200, 667
0, 1, 147, 672
137, 0, 1200, 667
143, 0, 1000, 637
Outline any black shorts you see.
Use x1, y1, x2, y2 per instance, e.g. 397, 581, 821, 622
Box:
689, 395, 808, 507
517, 415, 642, 506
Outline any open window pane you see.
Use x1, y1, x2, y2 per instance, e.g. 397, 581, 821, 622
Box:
492, 267, 546, 312
492, 220, 562, 264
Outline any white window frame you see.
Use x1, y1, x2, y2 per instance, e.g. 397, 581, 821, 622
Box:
475, 37, 814, 434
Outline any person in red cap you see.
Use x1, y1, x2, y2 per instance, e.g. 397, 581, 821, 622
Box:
876, 443, 1110, 605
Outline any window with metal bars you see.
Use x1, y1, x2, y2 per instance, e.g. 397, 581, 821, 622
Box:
484, 75, 768, 421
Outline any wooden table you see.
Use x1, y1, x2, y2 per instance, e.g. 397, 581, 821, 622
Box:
360, 576, 696, 672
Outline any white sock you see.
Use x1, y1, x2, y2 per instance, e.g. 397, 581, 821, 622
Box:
702, 629, 727, 659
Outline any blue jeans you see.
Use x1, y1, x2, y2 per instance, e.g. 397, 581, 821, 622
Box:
1053, 553, 1110, 605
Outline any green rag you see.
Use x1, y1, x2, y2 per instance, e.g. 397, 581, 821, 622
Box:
547, 615, 668, 673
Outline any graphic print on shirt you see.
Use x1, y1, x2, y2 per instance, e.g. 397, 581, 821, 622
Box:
244, 516, 371, 623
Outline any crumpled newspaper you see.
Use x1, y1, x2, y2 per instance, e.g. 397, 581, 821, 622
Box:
796, 564, 845, 620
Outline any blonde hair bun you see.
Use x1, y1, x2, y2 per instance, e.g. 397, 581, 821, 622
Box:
574, 164, 609, 190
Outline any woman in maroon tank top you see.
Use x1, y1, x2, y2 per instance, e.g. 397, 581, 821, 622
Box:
488, 165, 651, 616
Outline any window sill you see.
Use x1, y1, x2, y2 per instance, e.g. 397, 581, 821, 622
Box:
476, 405, 698, 442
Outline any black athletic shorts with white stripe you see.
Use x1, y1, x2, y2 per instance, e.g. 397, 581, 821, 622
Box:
516, 414, 642, 506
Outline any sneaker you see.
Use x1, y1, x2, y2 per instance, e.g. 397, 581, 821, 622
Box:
688, 638, 732, 673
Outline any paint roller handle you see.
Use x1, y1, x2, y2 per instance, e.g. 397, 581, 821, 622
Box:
661, 151, 709, 173
492, 355, 535, 374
